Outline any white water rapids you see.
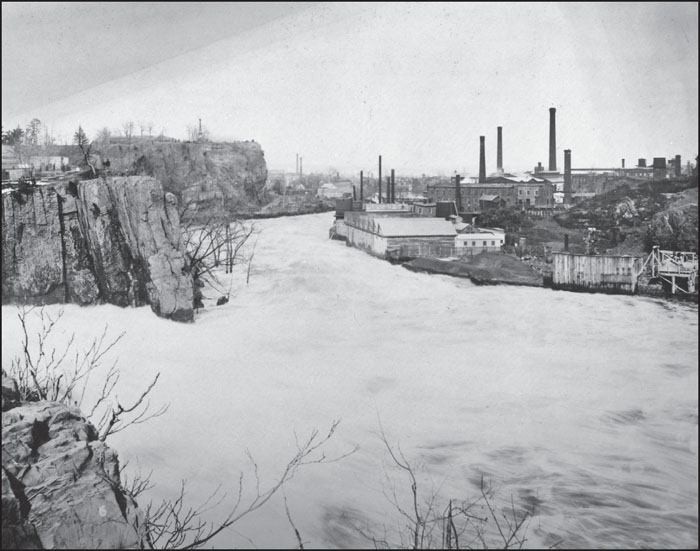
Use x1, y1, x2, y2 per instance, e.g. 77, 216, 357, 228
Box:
2, 212, 697, 548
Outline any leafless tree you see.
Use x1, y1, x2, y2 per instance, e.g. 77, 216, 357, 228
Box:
95, 127, 112, 148
7, 305, 168, 443
351, 418, 537, 549
123, 120, 135, 146
180, 203, 258, 299
141, 420, 358, 549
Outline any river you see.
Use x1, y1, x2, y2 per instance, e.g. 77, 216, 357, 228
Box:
2, 212, 697, 549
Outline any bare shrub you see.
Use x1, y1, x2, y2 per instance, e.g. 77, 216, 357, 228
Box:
6, 305, 167, 442
352, 419, 537, 549
180, 202, 258, 301
139, 420, 358, 549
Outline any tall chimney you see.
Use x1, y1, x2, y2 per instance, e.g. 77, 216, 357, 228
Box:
479, 136, 486, 183
299, 157, 303, 176
675, 154, 681, 177
391, 169, 395, 203
622, 158, 625, 168
564, 149, 572, 204
497, 126, 503, 173
455, 174, 463, 213
360, 170, 364, 202
549, 108, 557, 171
378, 155, 382, 203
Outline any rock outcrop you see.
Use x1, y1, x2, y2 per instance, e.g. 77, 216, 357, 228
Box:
2, 176, 194, 321
2, 376, 145, 549
101, 141, 268, 218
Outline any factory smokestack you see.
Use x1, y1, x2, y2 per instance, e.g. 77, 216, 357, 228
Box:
360, 170, 364, 202
479, 136, 486, 183
497, 126, 503, 173
299, 157, 303, 176
391, 169, 395, 203
378, 155, 382, 203
622, 158, 625, 169
675, 154, 681, 177
455, 174, 463, 213
564, 149, 572, 204
549, 108, 557, 171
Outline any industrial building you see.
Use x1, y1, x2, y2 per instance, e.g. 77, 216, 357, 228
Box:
344, 212, 457, 258
426, 177, 554, 210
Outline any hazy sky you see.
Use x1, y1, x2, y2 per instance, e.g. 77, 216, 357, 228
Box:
2, 2, 698, 175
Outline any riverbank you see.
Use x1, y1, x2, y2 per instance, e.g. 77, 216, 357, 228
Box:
404, 252, 544, 287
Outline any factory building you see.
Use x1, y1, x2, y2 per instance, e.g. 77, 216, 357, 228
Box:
344, 212, 457, 258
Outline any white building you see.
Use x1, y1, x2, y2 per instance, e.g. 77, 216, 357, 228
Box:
455, 227, 505, 254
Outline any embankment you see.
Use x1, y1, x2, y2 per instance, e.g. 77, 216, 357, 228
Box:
404, 252, 544, 287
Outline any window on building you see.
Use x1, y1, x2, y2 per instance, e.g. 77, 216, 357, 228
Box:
472, 241, 476, 246
491, 241, 495, 246
483, 241, 487, 246
527, 190, 531, 195
535, 190, 539, 195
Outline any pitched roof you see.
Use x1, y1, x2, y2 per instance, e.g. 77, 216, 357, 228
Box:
376, 217, 457, 237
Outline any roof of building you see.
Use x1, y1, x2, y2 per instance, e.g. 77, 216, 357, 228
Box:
377, 217, 457, 237
479, 194, 500, 202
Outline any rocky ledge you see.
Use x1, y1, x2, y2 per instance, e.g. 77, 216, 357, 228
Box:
2, 375, 145, 549
2, 176, 194, 322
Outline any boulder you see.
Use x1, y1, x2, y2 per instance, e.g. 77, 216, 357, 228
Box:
2, 397, 146, 549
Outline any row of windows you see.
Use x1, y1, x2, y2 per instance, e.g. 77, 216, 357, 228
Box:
461, 240, 500, 247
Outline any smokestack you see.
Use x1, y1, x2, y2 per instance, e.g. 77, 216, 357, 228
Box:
497, 126, 503, 173
199, 118, 202, 134
455, 174, 463, 213
391, 169, 395, 203
675, 154, 681, 177
549, 108, 557, 171
360, 170, 364, 202
564, 149, 572, 204
300, 157, 303, 176
479, 136, 486, 183
622, 158, 625, 168
378, 155, 382, 203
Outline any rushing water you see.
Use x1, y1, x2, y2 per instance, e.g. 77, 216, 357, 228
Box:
2, 212, 697, 549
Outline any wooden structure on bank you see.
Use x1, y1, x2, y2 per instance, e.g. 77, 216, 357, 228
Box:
640, 247, 698, 294
551, 252, 644, 294
552, 247, 698, 296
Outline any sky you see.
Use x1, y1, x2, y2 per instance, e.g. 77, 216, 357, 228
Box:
2, 2, 698, 176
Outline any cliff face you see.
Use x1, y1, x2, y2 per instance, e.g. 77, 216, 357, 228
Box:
2, 376, 145, 549
2, 176, 194, 321
101, 141, 268, 217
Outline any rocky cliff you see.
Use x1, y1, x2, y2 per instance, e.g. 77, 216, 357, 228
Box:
2, 375, 145, 549
2, 176, 194, 321
100, 141, 268, 218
